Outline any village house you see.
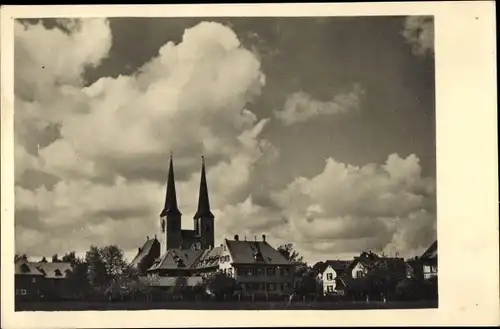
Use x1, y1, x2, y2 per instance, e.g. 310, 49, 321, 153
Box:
131, 155, 295, 296
316, 260, 351, 296
420, 240, 437, 280
15, 259, 73, 301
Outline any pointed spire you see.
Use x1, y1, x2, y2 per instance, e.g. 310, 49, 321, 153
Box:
160, 153, 181, 217
194, 155, 214, 219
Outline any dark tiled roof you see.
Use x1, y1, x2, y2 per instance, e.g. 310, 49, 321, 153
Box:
35, 262, 72, 279
15, 261, 44, 276
130, 238, 159, 267
420, 240, 437, 260
225, 239, 292, 265
138, 275, 203, 287
148, 248, 205, 271
324, 260, 351, 272
195, 246, 224, 269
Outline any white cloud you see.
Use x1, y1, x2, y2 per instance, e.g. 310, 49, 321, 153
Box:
14, 19, 275, 258
216, 153, 436, 263
402, 16, 434, 57
274, 84, 365, 126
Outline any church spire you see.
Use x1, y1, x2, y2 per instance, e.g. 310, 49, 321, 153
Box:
160, 152, 181, 217
194, 155, 214, 219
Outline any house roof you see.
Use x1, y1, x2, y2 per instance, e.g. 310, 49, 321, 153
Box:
148, 248, 205, 271
225, 239, 292, 266
138, 275, 203, 287
15, 261, 45, 276
420, 240, 437, 260
324, 260, 351, 272
195, 246, 224, 269
35, 262, 73, 279
130, 238, 159, 267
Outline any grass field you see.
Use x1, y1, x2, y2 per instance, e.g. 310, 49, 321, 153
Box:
16, 300, 438, 311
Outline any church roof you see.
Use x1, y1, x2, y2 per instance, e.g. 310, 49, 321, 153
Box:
225, 239, 292, 266
130, 238, 160, 268
193, 156, 214, 220
148, 248, 205, 271
160, 154, 181, 217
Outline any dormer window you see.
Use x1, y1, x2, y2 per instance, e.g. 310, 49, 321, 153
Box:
54, 269, 62, 277
20, 264, 30, 273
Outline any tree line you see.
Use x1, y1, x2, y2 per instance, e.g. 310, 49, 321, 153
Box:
15, 243, 437, 302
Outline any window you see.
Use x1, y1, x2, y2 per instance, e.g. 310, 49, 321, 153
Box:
282, 283, 289, 290
32, 277, 37, 283
228, 268, 233, 276
223, 268, 227, 274
247, 268, 254, 276
281, 268, 290, 276
326, 273, 333, 281
21, 289, 27, 295
266, 267, 275, 276
327, 285, 334, 293
356, 271, 364, 279
256, 268, 264, 276
267, 283, 275, 291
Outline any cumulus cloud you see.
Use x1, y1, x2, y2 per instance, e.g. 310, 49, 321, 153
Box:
217, 153, 436, 262
402, 16, 434, 57
14, 19, 273, 258
14, 18, 435, 264
274, 83, 365, 126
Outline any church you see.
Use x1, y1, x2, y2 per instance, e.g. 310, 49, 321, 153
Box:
130, 154, 296, 296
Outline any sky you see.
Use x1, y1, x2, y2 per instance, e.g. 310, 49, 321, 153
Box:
14, 16, 436, 264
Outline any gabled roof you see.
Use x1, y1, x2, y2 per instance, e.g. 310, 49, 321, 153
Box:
148, 248, 205, 271
15, 260, 45, 276
130, 238, 160, 268
420, 240, 437, 260
324, 260, 351, 272
35, 262, 72, 279
195, 246, 224, 269
225, 239, 292, 266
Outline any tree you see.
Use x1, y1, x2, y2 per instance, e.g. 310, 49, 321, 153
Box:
62, 251, 78, 264
66, 259, 91, 299
85, 245, 108, 288
204, 272, 239, 299
15, 254, 28, 262
293, 264, 319, 295
100, 245, 127, 277
277, 243, 305, 265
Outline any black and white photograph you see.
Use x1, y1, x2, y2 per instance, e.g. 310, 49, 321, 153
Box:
1, 2, 498, 327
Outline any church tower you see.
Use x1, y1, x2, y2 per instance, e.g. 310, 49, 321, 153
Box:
193, 156, 215, 249
159, 153, 182, 254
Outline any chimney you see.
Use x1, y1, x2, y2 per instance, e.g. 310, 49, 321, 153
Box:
262, 234, 266, 242
254, 235, 257, 241
234, 234, 239, 241
147, 236, 149, 240
138, 247, 142, 253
